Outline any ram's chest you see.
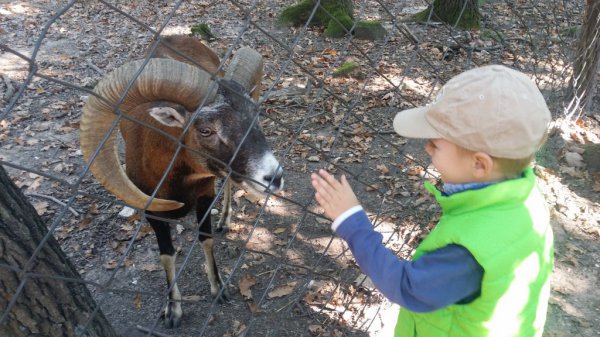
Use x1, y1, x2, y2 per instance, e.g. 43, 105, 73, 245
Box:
127, 159, 215, 206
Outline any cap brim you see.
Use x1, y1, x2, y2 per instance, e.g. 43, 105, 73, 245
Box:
393, 106, 442, 139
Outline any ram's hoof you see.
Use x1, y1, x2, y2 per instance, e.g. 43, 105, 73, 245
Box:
215, 224, 228, 233
163, 302, 182, 328
215, 286, 230, 304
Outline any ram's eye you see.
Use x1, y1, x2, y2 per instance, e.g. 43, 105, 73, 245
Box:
199, 128, 213, 137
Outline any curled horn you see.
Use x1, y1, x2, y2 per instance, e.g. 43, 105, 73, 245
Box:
80, 58, 217, 211
225, 47, 263, 101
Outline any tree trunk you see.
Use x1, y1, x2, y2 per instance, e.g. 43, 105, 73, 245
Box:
565, 0, 600, 120
0, 166, 116, 337
414, 0, 481, 29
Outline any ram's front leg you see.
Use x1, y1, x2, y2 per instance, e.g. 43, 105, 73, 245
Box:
216, 179, 232, 232
149, 219, 183, 328
197, 195, 229, 302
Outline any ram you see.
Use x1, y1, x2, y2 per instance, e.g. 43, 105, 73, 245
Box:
80, 35, 284, 328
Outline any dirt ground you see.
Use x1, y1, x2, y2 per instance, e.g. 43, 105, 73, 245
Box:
1, 1, 599, 336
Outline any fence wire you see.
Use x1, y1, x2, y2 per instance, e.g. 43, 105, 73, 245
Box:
0, 0, 587, 336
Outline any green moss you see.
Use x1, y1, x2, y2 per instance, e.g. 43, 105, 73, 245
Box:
356, 20, 381, 29
561, 25, 581, 38
278, 0, 354, 37
333, 61, 359, 77
413, 0, 481, 30
190, 23, 216, 41
324, 10, 353, 37
279, 0, 317, 26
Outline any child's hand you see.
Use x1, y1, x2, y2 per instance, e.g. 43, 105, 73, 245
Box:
310, 169, 360, 220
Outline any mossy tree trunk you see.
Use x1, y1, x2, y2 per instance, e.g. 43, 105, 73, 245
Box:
414, 0, 481, 30
0, 166, 116, 337
565, 0, 600, 120
279, 0, 354, 37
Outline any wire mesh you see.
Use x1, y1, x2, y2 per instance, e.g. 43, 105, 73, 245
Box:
0, 0, 586, 336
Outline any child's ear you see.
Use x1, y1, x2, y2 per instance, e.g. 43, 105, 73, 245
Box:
472, 152, 495, 179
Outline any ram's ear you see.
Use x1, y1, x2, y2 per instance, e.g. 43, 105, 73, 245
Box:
148, 107, 185, 128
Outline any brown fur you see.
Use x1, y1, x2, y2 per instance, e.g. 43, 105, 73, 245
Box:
119, 102, 214, 212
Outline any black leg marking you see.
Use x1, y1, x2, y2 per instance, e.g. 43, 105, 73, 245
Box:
149, 218, 182, 328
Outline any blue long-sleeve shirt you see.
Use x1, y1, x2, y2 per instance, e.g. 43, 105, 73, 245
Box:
333, 206, 484, 313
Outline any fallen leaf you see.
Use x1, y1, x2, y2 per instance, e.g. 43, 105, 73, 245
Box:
308, 324, 326, 335
133, 293, 142, 309
407, 166, 423, 176
303, 291, 320, 305
57, 126, 75, 134
332, 329, 343, 337
244, 192, 263, 204
365, 184, 379, 191
267, 281, 297, 298
26, 138, 39, 145
33, 201, 49, 215
103, 260, 119, 270
273, 227, 286, 234
27, 176, 43, 192
232, 320, 246, 336
79, 217, 92, 230
239, 274, 256, 300
322, 48, 337, 56
89, 203, 99, 215
139, 263, 162, 272
376, 164, 389, 175
247, 301, 258, 313
182, 295, 202, 301
233, 189, 246, 206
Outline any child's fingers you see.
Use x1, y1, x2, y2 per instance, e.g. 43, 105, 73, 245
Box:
340, 174, 349, 187
314, 192, 328, 208
318, 169, 341, 189
312, 173, 335, 200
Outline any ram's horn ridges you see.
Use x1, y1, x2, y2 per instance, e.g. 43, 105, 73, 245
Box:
80, 58, 217, 211
225, 47, 263, 102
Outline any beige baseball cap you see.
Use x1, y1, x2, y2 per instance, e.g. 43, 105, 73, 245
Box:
393, 65, 551, 159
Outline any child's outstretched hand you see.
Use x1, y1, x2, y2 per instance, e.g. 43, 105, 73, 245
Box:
311, 169, 360, 221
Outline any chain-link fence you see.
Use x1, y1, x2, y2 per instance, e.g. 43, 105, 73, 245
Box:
0, 0, 589, 336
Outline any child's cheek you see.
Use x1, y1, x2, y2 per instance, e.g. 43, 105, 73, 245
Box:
425, 142, 434, 157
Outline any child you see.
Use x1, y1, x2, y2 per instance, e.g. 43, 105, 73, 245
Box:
311, 65, 554, 337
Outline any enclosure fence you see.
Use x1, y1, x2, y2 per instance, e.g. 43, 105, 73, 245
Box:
0, 0, 587, 336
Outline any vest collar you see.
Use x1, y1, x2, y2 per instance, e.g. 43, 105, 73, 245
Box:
424, 167, 536, 215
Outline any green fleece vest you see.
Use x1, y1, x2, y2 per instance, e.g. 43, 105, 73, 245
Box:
395, 168, 553, 337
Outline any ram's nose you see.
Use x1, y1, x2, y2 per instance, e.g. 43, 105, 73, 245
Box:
263, 166, 284, 192
255, 152, 284, 193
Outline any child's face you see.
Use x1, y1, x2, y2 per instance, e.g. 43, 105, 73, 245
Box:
424, 139, 477, 184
